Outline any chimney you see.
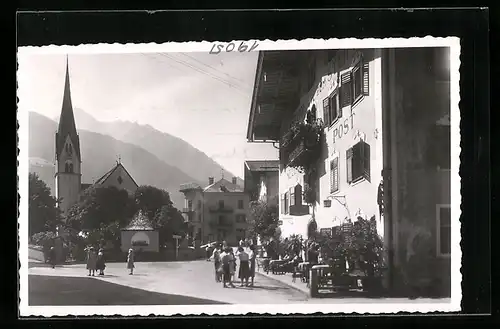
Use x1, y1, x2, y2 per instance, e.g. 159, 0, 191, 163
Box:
209, 177, 214, 185
232, 177, 237, 185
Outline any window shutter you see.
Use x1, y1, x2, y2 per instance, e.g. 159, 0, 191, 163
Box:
323, 97, 330, 126
340, 72, 352, 108
363, 62, 370, 96
346, 148, 353, 183
281, 194, 285, 214
284, 192, 289, 214
290, 187, 295, 207
294, 184, 303, 206
352, 141, 363, 181
330, 158, 339, 193
361, 141, 371, 182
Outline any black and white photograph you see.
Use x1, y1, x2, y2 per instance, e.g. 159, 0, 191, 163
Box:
17, 38, 461, 316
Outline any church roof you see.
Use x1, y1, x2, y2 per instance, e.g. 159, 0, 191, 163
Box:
56, 58, 81, 161
203, 178, 244, 193
93, 161, 139, 188
122, 210, 155, 231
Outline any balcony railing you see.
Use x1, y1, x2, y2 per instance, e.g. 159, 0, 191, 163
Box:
208, 205, 234, 213
182, 207, 194, 213
281, 120, 323, 169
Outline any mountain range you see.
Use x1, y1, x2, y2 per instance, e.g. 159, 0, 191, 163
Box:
28, 110, 244, 209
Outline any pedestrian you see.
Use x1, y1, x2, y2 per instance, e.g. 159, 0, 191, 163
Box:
237, 246, 250, 286
96, 248, 106, 275
229, 247, 237, 283
86, 247, 97, 276
248, 244, 257, 287
212, 244, 222, 282
220, 247, 235, 288
49, 246, 56, 269
206, 245, 211, 261
127, 248, 135, 275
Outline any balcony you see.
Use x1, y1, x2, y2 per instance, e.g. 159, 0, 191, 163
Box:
182, 207, 194, 213
209, 219, 234, 228
281, 120, 323, 170
208, 205, 234, 213
289, 204, 309, 216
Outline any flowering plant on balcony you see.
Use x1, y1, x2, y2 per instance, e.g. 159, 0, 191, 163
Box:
281, 119, 324, 172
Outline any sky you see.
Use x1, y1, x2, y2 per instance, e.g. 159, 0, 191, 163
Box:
17, 51, 278, 178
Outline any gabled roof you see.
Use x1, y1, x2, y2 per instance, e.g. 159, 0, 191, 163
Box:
56, 58, 81, 160
122, 210, 155, 231
203, 178, 244, 193
93, 161, 139, 189
245, 160, 280, 172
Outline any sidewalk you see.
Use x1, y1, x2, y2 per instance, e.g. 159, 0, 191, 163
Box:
255, 270, 309, 296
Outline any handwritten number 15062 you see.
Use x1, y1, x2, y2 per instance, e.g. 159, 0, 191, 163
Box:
209, 41, 259, 54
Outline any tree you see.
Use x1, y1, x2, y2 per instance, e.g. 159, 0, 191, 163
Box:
135, 185, 187, 246
66, 186, 135, 232
28, 173, 61, 237
247, 200, 280, 242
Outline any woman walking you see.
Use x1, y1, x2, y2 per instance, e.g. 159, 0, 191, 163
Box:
127, 248, 135, 275
248, 244, 257, 287
237, 246, 250, 286
96, 248, 106, 275
86, 246, 97, 276
212, 244, 222, 282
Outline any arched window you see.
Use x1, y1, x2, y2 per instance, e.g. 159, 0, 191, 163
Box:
65, 161, 73, 173
65, 163, 69, 172
69, 163, 74, 173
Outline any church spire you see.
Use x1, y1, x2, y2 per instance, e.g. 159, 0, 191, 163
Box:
56, 56, 81, 161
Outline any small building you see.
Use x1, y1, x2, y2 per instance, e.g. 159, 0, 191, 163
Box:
244, 160, 280, 205
121, 210, 159, 253
179, 176, 250, 246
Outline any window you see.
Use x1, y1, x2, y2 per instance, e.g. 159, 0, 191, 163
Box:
117, 176, 123, 184
346, 140, 370, 183
236, 229, 246, 241
198, 214, 202, 222
64, 161, 74, 173
351, 59, 370, 103
218, 200, 225, 209
330, 157, 339, 193
280, 194, 285, 214
294, 184, 303, 206
197, 200, 202, 210
428, 124, 450, 170
188, 200, 193, 210
289, 187, 295, 207
236, 214, 246, 223
323, 89, 340, 127
339, 72, 352, 108
238, 199, 244, 209
437, 205, 451, 256
219, 215, 226, 225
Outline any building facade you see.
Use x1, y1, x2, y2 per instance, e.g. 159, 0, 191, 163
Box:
179, 177, 250, 246
54, 59, 139, 217
246, 47, 452, 297
244, 160, 280, 205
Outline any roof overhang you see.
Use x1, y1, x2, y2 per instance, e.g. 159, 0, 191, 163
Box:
246, 51, 305, 143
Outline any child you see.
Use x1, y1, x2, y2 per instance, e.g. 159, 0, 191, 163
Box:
127, 248, 135, 275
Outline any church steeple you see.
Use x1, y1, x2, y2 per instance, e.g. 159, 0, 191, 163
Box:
56, 56, 81, 161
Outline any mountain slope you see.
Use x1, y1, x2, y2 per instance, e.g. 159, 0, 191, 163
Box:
56, 108, 244, 187
28, 112, 201, 209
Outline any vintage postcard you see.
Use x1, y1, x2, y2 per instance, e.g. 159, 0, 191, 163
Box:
18, 37, 461, 316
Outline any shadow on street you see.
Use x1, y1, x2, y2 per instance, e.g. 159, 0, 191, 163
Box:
29, 275, 228, 305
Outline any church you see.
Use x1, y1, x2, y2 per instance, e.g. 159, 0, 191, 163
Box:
55, 59, 139, 217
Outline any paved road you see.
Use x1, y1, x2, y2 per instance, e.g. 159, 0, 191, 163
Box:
28, 260, 310, 305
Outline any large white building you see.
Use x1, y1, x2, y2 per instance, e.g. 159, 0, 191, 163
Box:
246, 48, 452, 297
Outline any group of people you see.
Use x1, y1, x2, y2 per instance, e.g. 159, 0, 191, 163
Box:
211, 240, 257, 288
84, 246, 107, 276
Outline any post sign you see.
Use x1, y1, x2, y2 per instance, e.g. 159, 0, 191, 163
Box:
173, 235, 182, 239
332, 112, 356, 144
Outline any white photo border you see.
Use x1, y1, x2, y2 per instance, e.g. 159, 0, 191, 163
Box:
18, 36, 461, 316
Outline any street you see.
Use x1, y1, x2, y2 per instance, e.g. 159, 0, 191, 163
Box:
28, 260, 310, 305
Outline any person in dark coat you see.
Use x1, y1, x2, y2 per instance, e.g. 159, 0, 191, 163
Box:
96, 248, 106, 275
49, 247, 56, 269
